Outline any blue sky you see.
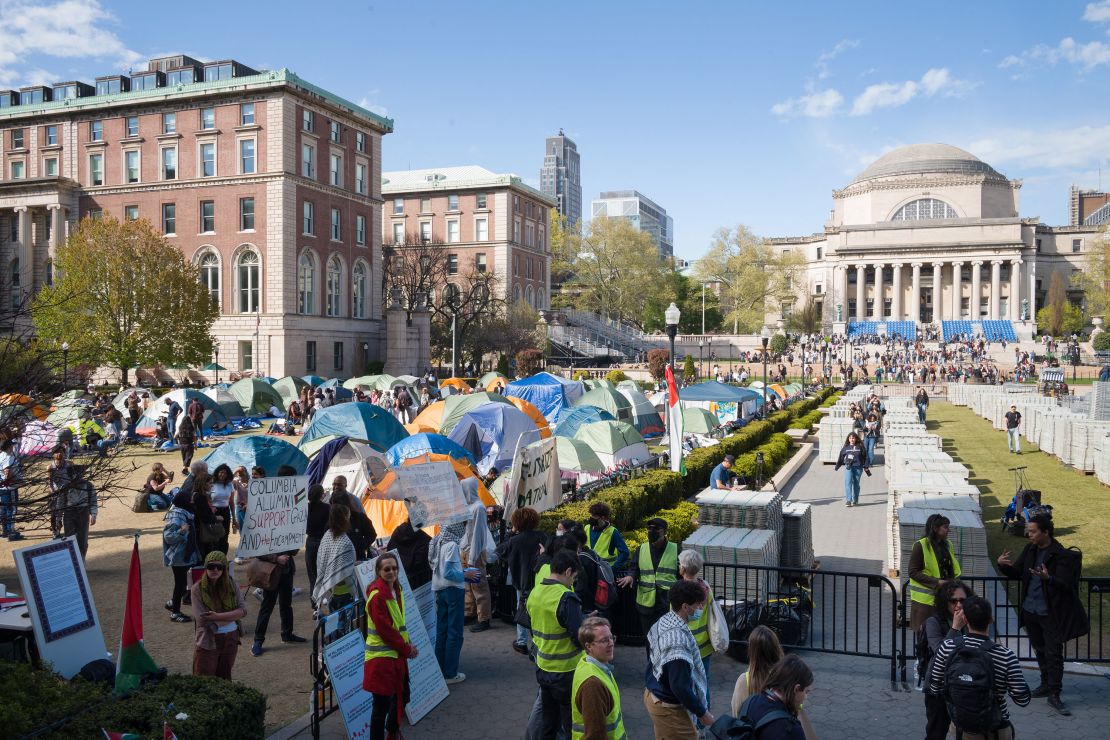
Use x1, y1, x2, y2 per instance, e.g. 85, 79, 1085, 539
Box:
3, 0, 1110, 260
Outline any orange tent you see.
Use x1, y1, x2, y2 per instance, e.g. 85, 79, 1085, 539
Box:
0, 394, 48, 421
506, 396, 551, 438
485, 376, 508, 393
361, 453, 494, 537
440, 377, 472, 393
403, 422, 438, 435
768, 383, 788, 399
410, 401, 446, 431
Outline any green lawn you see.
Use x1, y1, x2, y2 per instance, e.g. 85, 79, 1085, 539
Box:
926, 403, 1110, 577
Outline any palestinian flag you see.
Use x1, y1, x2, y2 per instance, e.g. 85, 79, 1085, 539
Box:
164, 722, 179, 740
102, 732, 141, 740
115, 539, 159, 693
665, 365, 686, 475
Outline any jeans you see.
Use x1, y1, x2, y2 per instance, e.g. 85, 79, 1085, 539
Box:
1024, 609, 1064, 693
180, 443, 195, 469
126, 420, 138, 440
0, 488, 15, 536
515, 591, 530, 645
924, 691, 950, 740
1007, 427, 1021, 453
63, 507, 91, 558
917, 403, 927, 423
536, 668, 574, 740
167, 416, 177, 442
843, 466, 863, 504
863, 436, 876, 466
95, 439, 116, 456
435, 587, 465, 678
254, 564, 295, 643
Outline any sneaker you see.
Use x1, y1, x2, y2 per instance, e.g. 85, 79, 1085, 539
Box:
7, 532, 24, 541
251, 642, 264, 657
444, 672, 467, 685
281, 633, 307, 643
169, 612, 192, 623
1048, 695, 1071, 715
512, 641, 529, 656
1031, 684, 1052, 698
292, 586, 304, 597
164, 600, 176, 613
464, 615, 477, 626
469, 621, 491, 633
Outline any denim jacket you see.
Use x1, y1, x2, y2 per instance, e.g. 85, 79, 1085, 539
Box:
162, 505, 199, 567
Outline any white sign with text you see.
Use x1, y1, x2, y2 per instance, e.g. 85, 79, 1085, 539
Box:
236, 476, 309, 558
504, 435, 561, 516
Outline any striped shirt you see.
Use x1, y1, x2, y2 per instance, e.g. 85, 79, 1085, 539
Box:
926, 633, 1031, 722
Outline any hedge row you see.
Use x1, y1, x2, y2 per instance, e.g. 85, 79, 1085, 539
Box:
624, 501, 700, 551
0, 663, 266, 739
788, 409, 824, 430
539, 469, 686, 534
820, 391, 844, 408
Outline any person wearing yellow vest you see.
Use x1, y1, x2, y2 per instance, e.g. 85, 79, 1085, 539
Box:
527, 550, 587, 739
678, 549, 718, 722
363, 553, 417, 740
572, 616, 626, 740
585, 502, 630, 571
908, 513, 961, 631
617, 517, 678, 636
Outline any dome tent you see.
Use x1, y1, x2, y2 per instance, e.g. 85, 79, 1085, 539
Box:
447, 404, 541, 475
409, 392, 513, 435
111, 388, 157, 414
272, 376, 310, 407
505, 396, 551, 438
554, 436, 605, 473
318, 378, 355, 401
299, 402, 409, 453
682, 407, 721, 435
305, 436, 391, 503
135, 388, 231, 437
553, 406, 616, 439
203, 435, 309, 476
19, 420, 64, 456
573, 420, 651, 469
302, 375, 327, 387
229, 378, 285, 416
572, 386, 633, 424
202, 387, 245, 420
386, 433, 476, 467
617, 387, 664, 437
506, 372, 585, 424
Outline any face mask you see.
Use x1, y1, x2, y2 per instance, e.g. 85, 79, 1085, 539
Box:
690, 607, 704, 622
588, 518, 600, 528
556, 528, 565, 537
647, 529, 663, 543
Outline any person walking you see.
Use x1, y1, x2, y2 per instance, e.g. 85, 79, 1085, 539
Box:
908, 513, 963, 631
734, 654, 815, 740
162, 491, 199, 623
915, 387, 929, 423
250, 545, 305, 656
499, 506, 547, 656
927, 596, 1031, 738
187, 396, 205, 441
164, 396, 182, 441
312, 505, 358, 613
643, 580, 713, 739
191, 551, 247, 680
833, 432, 870, 507
1004, 404, 1022, 454
363, 552, 416, 740
304, 484, 330, 608
584, 502, 630, 572
921, 581, 972, 739
617, 518, 679, 637
527, 550, 587, 739
863, 412, 880, 467
48, 452, 97, 558
571, 616, 625, 740
996, 513, 1088, 715
175, 414, 197, 475
431, 521, 479, 683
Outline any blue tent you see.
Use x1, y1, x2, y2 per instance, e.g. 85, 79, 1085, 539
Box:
203, 435, 309, 476
318, 378, 355, 401
505, 372, 585, 424
553, 406, 616, 439
678, 381, 761, 403
135, 389, 230, 437
302, 375, 327, 387
447, 404, 541, 475
300, 402, 408, 452
386, 433, 476, 467
259, 376, 277, 385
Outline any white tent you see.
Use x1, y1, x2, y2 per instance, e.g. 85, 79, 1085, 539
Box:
320, 439, 393, 501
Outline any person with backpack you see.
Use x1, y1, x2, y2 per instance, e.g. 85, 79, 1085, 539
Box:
584, 502, 630, 572
996, 512, 1089, 716
528, 550, 588, 739
567, 526, 618, 620
729, 654, 813, 740
927, 596, 1030, 740
920, 580, 973, 739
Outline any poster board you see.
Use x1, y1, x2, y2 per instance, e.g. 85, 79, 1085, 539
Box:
321, 629, 374, 738
236, 475, 309, 558
13, 537, 108, 678
355, 552, 449, 725
503, 435, 561, 517
394, 462, 468, 529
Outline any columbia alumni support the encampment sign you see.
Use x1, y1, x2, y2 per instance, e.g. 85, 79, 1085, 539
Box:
237, 476, 309, 558
504, 436, 560, 516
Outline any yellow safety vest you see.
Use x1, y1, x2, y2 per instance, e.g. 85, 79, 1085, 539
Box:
636, 541, 678, 609
527, 580, 582, 673
688, 584, 714, 658
534, 562, 551, 589
571, 655, 627, 740
908, 537, 961, 606
585, 524, 618, 566
364, 586, 410, 661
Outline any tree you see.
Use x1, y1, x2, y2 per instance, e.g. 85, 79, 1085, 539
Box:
683, 354, 696, 383
1073, 225, 1110, 318
694, 224, 804, 333
605, 369, 628, 384
642, 272, 723, 334
647, 348, 670, 380
32, 216, 217, 385
1037, 272, 1085, 336
786, 294, 822, 335
549, 210, 581, 289
382, 233, 451, 318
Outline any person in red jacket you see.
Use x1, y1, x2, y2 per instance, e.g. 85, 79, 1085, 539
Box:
363, 552, 417, 740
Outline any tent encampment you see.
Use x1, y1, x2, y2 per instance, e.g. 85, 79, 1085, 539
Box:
135, 389, 231, 437
19, 420, 64, 456
447, 404, 541, 475
410, 392, 513, 435
572, 386, 633, 424
553, 406, 616, 439
0, 394, 48, 421
202, 387, 245, 420
318, 378, 355, 401
203, 435, 309, 475
554, 436, 605, 473
505, 396, 551, 438
111, 388, 157, 414
302, 375, 327, 387
272, 376, 310, 407
229, 378, 285, 416
680, 381, 762, 420
299, 402, 409, 453
618, 387, 664, 437
682, 407, 721, 435
386, 432, 477, 467
305, 436, 391, 502
505, 372, 585, 423
479, 371, 508, 393
573, 420, 651, 468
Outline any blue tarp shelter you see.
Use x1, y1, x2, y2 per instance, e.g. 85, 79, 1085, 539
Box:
299, 402, 409, 452
302, 375, 327, 387
447, 404, 541, 475
505, 372, 585, 424
386, 433, 477, 467
203, 435, 309, 475
679, 381, 762, 421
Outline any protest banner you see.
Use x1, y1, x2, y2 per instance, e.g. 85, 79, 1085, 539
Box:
236, 476, 309, 558
356, 552, 449, 725
503, 435, 560, 517
321, 629, 373, 737
394, 461, 468, 529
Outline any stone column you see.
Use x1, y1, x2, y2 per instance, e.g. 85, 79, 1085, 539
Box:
47, 205, 65, 288
951, 261, 964, 320
1009, 259, 1022, 320
15, 207, 31, 296
1027, 259, 1036, 320
855, 264, 866, 321
891, 263, 904, 320
932, 262, 944, 322
990, 260, 1002, 319
838, 265, 848, 318
970, 261, 982, 321
872, 263, 884, 320
910, 263, 922, 323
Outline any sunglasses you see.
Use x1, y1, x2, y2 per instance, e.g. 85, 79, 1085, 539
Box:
205, 563, 225, 572
947, 597, 965, 604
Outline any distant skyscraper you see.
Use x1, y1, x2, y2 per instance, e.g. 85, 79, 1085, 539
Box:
540, 130, 581, 227
590, 190, 674, 258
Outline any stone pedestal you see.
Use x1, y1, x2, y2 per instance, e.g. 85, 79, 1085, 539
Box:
383, 304, 431, 377
832, 321, 847, 336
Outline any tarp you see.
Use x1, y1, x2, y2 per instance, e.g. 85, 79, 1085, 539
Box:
447, 404, 542, 475
299, 402, 409, 453
554, 436, 605, 472
386, 433, 476, 467
505, 372, 585, 424
272, 376, 310, 407
302, 375, 327, 387
678, 381, 761, 403
229, 378, 285, 416
573, 386, 633, 424
505, 396, 551, 438
553, 406, 616, 439
682, 407, 721, 435
618, 387, 665, 437
19, 420, 63, 456
202, 387, 245, 420
203, 435, 309, 475
135, 389, 230, 437
0, 394, 48, 421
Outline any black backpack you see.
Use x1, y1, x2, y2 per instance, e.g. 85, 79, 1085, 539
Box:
943, 635, 1003, 734
707, 695, 794, 739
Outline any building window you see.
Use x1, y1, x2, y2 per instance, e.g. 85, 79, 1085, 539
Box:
513, 218, 521, 243
303, 201, 314, 234
1073, 239, 1082, 253
239, 139, 255, 174
475, 218, 488, 242
90, 120, 102, 141
11, 129, 23, 148
392, 222, 404, 245
326, 256, 342, 317
816, 247, 822, 260
331, 208, 341, 240
200, 107, 215, 130
124, 205, 138, 221
476, 193, 487, 209
1036, 238, 1042, 253
513, 195, 520, 212
299, 253, 315, 314
330, 153, 342, 187
302, 110, 313, 132
240, 197, 255, 231
447, 220, 460, 243
238, 250, 260, 313
420, 221, 431, 243
200, 252, 219, 305
525, 223, 534, 247
87, 209, 102, 221
162, 112, 176, 134
539, 225, 545, 250
200, 142, 216, 177
329, 120, 340, 143
162, 203, 176, 235
355, 163, 366, 194
355, 131, 366, 152
356, 215, 366, 245
305, 341, 316, 372
200, 200, 215, 232
204, 63, 232, 81
420, 198, 431, 214
393, 198, 404, 215
448, 254, 458, 275
126, 116, 138, 137
10, 160, 24, 179
45, 260, 53, 287
476, 253, 487, 273
447, 194, 459, 211
513, 254, 519, 276
43, 157, 58, 176
302, 143, 315, 178
240, 103, 254, 125
513, 283, 520, 302
44, 125, 58, 145
161, 147, 176, 180
353, 262, 367, 318
125, 150, 139, 183
333, 342, 343, 371
239, 341, 253, 370
891, 198, 957, 221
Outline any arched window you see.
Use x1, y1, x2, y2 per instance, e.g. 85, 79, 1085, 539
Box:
298, 252, 315, 314
538, 288, 546, 309
199, 251, 220, 308
891, 198, 957, 221
10, 258, 20, 310
512, 283, 521, 303
326, 255, 342, 317
352, 261, 367, 319
237, 250, 260, 313
525, 284, 535, 308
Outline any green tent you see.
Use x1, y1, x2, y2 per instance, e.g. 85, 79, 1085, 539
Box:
555, 436, 605, 472
439, 391, 513, 434
273, 375, 310, 407
46, 403, 83, 429
582, 378, 616, 391
573, 420, 643, 453
572, 386, 633, 424
229, 378, 285, 415
682, 407, 721, 435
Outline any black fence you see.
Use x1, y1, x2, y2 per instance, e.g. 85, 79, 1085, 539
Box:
309, 601, 365, 740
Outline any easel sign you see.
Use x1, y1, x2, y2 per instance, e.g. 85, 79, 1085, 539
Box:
13, 536, 108, 678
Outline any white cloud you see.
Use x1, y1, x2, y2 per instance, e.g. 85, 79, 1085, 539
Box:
850, 67, 972, 116
1083, 1, 1110, 23
770, 89, 844, 118
815, 39, 859, 79
966, 125, 1110, 170
357, 96, 389, 118
1001, 36, 1110, 70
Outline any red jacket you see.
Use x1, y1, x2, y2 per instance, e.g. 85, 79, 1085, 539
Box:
362, 577, 413, 697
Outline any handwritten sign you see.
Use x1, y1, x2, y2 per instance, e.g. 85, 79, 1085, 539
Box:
236, 476, 309, 558
394, 462, 469, 529
356, 552, 449, 725
322, 629, 374, 738
504, 435, 561, 517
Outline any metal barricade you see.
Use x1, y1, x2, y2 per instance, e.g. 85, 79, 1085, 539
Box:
309, 601, 365, 740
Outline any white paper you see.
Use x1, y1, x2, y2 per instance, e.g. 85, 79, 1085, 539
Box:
504, 436, 561, 517
394, 462, 469, 529
322, 629, 374, 737
236, 476, 309, 558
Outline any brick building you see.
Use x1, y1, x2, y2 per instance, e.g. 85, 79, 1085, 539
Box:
0, 54, 392, 379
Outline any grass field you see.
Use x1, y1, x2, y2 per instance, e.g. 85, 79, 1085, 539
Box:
926, 402, 1110, 577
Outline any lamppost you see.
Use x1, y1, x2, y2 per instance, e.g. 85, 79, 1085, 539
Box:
361, 343, 368, 374
665, 302, 681, 372
214, 345, 220, 384
61, 342, 69, 389
823, 337, 830, 381
800, 334, 809, 388
567, 339, 575, 368
760, 325, 770, 415
698, 340, 705, 380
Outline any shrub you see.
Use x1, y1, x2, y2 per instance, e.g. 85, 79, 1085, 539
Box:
1094, 332, 1110, 352
516, 348, 544, 375
573, 370, 589, 381
605, 369, 628, 384
624, 501, 700, 551
789, 409, 823, 430
539, 469, 685, 534
770, 334, 789, 355
366, 360, 385, 375
683, 355, 696, 382
647, 349, 670, 380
